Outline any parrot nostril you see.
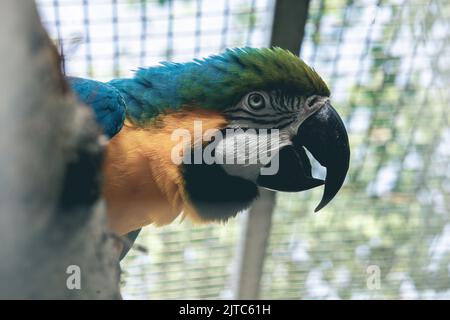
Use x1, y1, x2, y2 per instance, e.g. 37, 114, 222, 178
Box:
307, 96, 321, 108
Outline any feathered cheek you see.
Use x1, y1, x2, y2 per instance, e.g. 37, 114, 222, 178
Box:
165, 108, 229, 165
211, 129, 282, 183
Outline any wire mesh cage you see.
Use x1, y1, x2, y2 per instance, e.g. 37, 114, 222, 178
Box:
37, 0, 450, 299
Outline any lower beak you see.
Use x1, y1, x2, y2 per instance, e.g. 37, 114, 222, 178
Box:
257, 103, 350, 212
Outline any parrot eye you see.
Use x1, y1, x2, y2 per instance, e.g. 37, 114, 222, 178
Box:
247, 93, 265, 110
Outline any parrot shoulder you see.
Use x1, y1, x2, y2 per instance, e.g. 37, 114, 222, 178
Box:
68, 77, 127, 138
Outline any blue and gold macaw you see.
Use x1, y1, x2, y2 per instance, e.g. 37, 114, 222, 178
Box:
68, 47, 350, 254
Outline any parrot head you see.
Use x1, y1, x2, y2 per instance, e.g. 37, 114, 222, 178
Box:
109, 47, 350, 225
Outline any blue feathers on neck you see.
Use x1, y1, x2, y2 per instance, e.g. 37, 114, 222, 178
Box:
108, 57, 230, 124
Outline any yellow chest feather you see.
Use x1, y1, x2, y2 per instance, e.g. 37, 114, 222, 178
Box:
102, 109, 227, 235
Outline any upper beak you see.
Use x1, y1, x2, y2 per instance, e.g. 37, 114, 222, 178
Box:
257, 102, 350, 212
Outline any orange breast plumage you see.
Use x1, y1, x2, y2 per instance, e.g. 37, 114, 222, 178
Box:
102, 108, 227, 235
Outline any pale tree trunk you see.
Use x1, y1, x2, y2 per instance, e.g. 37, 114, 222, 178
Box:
0, 0, 120, 299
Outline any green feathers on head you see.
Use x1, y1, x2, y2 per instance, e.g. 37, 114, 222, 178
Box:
222, 47, 328, 97
112, 47, 330, 122
179, 47, 330, 108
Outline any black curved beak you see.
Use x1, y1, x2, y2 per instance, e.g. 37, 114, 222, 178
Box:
257, 103, 350, 212
257, 145, 325, 192
296, 103, 350, 211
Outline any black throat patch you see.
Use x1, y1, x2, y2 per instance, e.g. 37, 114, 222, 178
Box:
182, 160, 259, 222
